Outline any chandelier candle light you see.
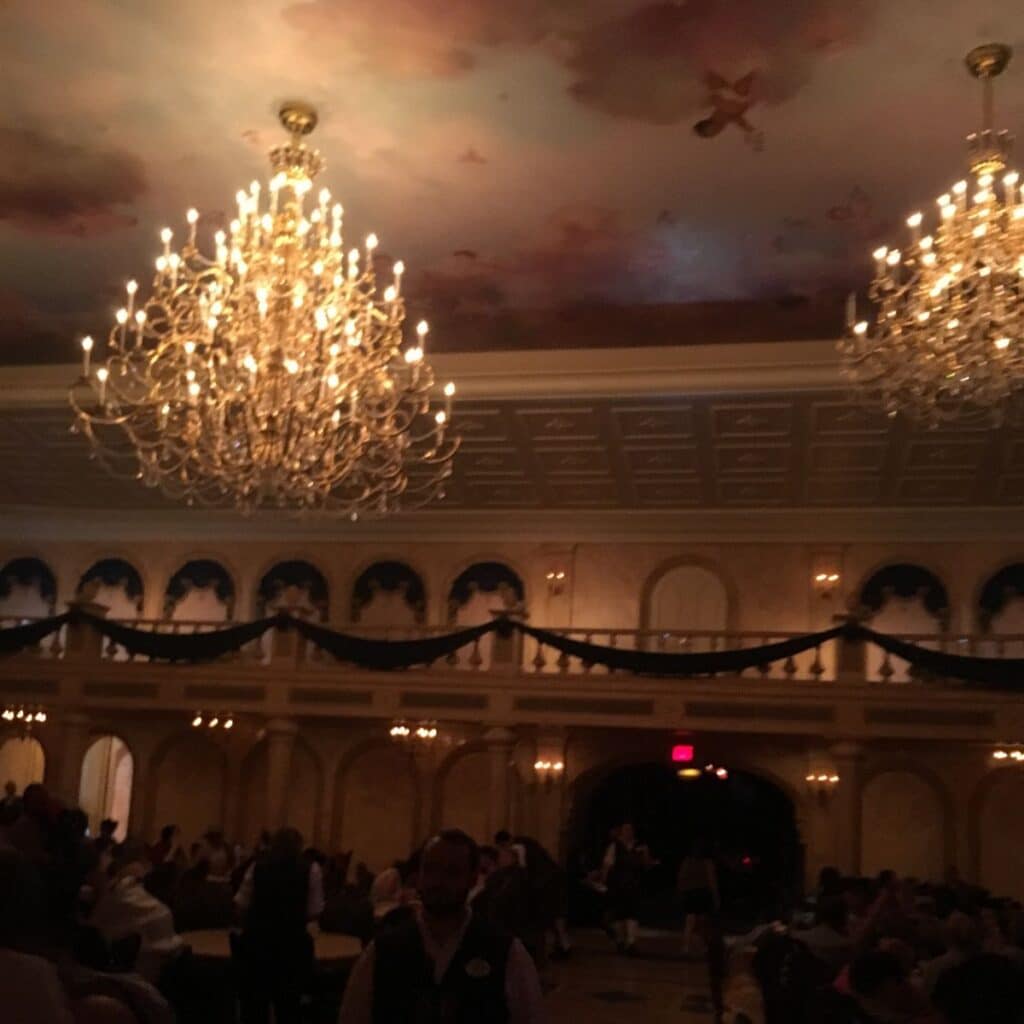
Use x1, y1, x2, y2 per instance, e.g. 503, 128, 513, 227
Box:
841, 44, 1024, 425
70, 102, 458, 516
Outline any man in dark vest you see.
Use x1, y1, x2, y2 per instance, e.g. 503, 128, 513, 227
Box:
338, 829, 544, 1024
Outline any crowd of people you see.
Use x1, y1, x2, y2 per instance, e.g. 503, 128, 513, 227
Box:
4, 775, 1024, 1024
0, 780, 566, 1023
736, 866, 1024, 1023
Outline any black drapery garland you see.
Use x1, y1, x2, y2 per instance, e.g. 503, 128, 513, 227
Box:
2, 610, 1024, 687
518, 621, 845, 677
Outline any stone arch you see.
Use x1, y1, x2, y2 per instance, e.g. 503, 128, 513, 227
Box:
0, 555, 58, 618
0, 733, 46, 792
855, 562, 951, 627
444, 556, 527, 625
147, 731, 229, 846
860, 759, 953, 880
255, 559, 331, 620
79, 734, 135, 841
433, 741, 491, 841
163, 557, 237, 621
975, 561, 1024, 635
350, 560, 428, 627
75, 557, 145, 618
970, 767, 1024, 900
333, 738, 418, 872
638, 555, 737, 639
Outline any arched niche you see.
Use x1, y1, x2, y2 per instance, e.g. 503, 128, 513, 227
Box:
0, 556, 57, 620
79, 735, 133, 841
640, 560, 732, 646
0, 735, 45, 792
256, 560, 329, 621
973, 770, 1024, 902
977, 563, 1024, 636
150, 732, 228, 846
238, 737, 322, 847
164, 559, 235, 622
861, 768, 949, 880
857, 564, 950, 681
76, 558, 144, 619
351, 561, 427, 627
437, 747, 491, 842
335, 742, 417, 871
447, 562, 525, 625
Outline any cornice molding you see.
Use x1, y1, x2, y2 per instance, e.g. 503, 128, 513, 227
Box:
0, 504, 1018, 545
0, 340, 843, 407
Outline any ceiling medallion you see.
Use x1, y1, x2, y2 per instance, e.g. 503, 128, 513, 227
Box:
841, 43, 1024, 426
70, 102, 458, 517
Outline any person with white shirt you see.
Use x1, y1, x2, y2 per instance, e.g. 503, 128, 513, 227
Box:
338, 829, 544, 1024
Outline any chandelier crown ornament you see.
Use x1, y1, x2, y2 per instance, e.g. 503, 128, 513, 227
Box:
70, 102, 459, 516
840, 43, 1024, 427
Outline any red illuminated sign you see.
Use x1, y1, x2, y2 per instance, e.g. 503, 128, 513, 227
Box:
671, 744, 694, 763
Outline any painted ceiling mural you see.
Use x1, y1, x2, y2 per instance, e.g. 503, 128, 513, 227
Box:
2, 0, 1024, 362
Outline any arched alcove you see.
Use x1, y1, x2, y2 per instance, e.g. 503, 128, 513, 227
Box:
447, 562, 525, 625
436, 746, 491, 843
79, 735, 133, 840
164, 559, 235, 622
76, 558, 145, 619
977, 564, 1024, 654
567, 759, 800, 924
0, 556, 57, 620
974, 770, 1024, 901
256, 560, 329, 620
857, 564, 950, 682
150, 733, 228, 845
0, 735, 45, 792
351, 561, 427, 627
640, 559, 732, 648
335, 742, 417, 871
861, 768, 949, 880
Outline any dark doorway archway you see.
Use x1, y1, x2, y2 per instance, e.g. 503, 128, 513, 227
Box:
568, 761, 802, 928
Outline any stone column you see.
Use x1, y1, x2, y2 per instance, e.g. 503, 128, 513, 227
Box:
264, 718, 298, 830
484, 727, 516, 838
54, 711, 92, 805
830, 741, 865, 874
64, 599, 109, 662
832, 614, 866, 683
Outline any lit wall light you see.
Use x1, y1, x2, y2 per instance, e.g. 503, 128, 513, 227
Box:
806, 772, 841, 798
545, 569, 568, 597
993, 746, 1024, 762
533, 759, 565, 785
678, 767, 702, 780
812, 571, 842, 599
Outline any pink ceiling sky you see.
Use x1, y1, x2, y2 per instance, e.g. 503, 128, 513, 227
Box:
1, 0, 1023, 360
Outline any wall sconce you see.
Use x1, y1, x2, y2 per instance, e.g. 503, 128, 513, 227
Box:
545, 569, 568, 597
390, 720, 439, 746
2, 705, 46, 729
813, 571, 841, 599
533, 759, 565, 785
992, 746, 1024, 763
191, 712, 234, 730
806, 772, 840, 798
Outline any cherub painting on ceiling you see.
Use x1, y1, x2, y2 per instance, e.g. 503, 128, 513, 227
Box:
693, 71, 764, 151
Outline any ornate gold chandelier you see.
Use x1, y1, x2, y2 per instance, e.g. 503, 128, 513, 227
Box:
70, 102, 458, 516
840, 44, 1024, 426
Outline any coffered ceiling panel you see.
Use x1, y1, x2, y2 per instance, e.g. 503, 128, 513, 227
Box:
0, 389, 1015, 514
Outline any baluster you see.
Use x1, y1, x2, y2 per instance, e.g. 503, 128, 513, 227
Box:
783, 655, 797, 680
608, 632, 617, 675
757, 636, 771, 677
469, 637, 483, 670
532, 640, 546, 673
810, 645, 825, 680
582, 633, 593, 674
557, 647, 570, 673
878, 648, 894, 682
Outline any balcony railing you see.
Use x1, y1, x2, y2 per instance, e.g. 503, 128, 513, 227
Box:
3, 611, 1023, 686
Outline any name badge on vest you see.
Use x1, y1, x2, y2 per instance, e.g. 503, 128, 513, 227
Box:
465, 957, 491, 979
